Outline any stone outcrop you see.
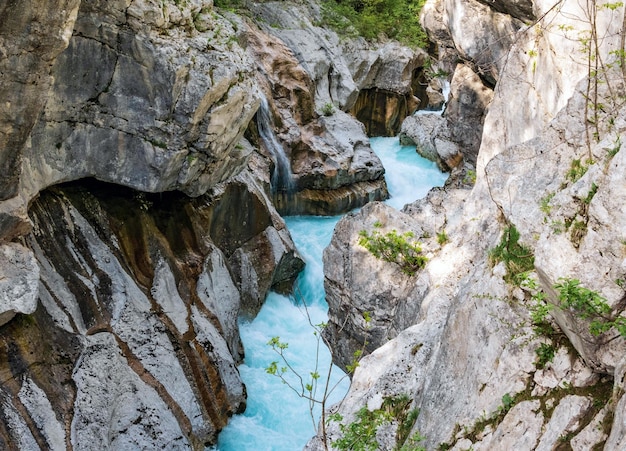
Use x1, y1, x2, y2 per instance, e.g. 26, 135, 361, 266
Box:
0, 243, 39, 327
314, 0, 626, 450
0, 152, 303, 448
421, 0, 522, 85
400, 63, 493, 171
0, 1, 314, 447
21, 0, 258, 201
0, 0, 81, 202
247, 1, 429, 137
323, 202, 431, 371
242, 8, 391, 215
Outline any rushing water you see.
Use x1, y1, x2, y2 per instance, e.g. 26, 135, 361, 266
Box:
216, 137, 447, 451
257, 97, 294, 192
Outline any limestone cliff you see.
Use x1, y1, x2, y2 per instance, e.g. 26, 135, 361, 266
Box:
318, 0, 626, 450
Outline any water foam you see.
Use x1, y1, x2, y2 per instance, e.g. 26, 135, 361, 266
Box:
216, 138, 447, 450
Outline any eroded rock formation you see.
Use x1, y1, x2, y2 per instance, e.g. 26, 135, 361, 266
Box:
316, 0, 626, 450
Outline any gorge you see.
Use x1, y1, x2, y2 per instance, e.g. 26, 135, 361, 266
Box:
1, 0, 626, 450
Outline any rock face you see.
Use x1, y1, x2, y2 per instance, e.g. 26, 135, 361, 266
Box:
242, 4, 393, 215
323, 200, 445, 371
21, 0, 258, 200
0, 243, 39, 327
247, 1, 429, 137
0, 1, 316, 447
315, 0, 626, 450
0, 0, 81, 201
0, 157, 303, 449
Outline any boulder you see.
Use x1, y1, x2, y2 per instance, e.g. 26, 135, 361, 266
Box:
399, 113, 460, 171
0, 148, 303, 447
0, 243, 39, 327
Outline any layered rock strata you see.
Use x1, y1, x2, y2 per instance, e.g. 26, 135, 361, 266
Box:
0, 155, 303, 448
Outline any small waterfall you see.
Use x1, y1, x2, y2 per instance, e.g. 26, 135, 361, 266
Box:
257, 97, 294, 193
414, 79, 450, 117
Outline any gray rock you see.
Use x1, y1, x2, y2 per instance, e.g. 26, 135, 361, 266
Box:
536, 395, 592, 450
18, 378, 67, 451
399, 113, 458, 170
71, 333, 191, 450
0, 243, 39, 327
323, 202, 432, 370
0, 0, 81, 200
19, 0, 258, 202
476, 401, 544, 451
421, 0, 521, 84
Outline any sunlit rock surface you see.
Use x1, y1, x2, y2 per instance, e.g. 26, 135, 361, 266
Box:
314, 0, 626, 450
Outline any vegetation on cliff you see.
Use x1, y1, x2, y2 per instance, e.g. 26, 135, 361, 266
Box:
214, 0, 428, 48
320, 0, 428, 48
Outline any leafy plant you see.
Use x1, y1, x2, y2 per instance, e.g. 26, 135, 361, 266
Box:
489, 225, 535, 286
331, 407, 387, 451
320, 0, 428, 48
535, 342, 556, 369
437, 229, 449, 245
330, 395, 424, 451
525, 275, 626, 340
321, 102, 336, 116
265, 291, 355, 450
565, 158, 591, 185
540, 192, 555, 216
359, 225, 427, 276
464, 169, 477, 185
583, 183, 598, 204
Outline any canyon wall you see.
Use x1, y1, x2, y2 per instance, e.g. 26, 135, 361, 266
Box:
318, 0, 626, 450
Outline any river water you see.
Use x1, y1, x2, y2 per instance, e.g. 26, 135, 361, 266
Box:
216, 137, 447, 451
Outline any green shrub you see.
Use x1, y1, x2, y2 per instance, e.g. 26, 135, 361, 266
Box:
535, 342, 556, 369
436, 230, 448, 245
489, 225, 535, 286
320, 0, 428, 48
321, 102, 335, 116
565, 158, 591, 185
331, 407, 388, 451
330, 395, 424, 451
359, 225, 427, 276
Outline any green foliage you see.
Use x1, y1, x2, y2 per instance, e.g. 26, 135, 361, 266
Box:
321, 102, 336, 116
539, 192, 555, 216
213, 0, 243, 8
320, 0, 428, 48
600, 1, 624, 10
565, 158, 591, 185
359, 226, 427, 276
525, 275, 626, 340
500, 393, 515, 414
583, 183, 598, 204
606, 135, 622, 159
398, 432, 426, 451
489, 225, 535, 286
553, 278, 620, 336
331, 395, 424, 451
463, 169, 477, 185
436, 229, 449, 245
535, 342, 556, 369
332, 406, 389, 450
